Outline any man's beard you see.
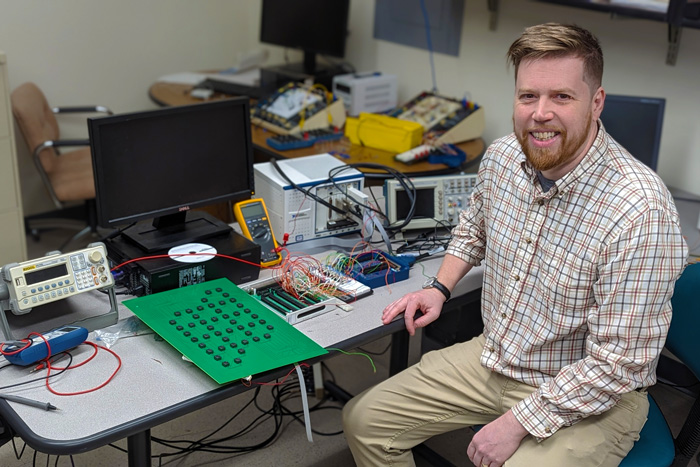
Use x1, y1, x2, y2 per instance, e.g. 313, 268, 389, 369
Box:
515, 113, 592, 172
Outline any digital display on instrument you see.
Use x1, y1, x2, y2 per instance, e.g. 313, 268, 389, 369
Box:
396, 188, 435, 220
25, 264, 68, 286
241, 202, 265, 219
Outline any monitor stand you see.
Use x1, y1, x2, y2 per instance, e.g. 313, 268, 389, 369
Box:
261, 62, 345, 90
122, 211, 232, 254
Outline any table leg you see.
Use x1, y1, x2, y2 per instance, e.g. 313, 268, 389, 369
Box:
127, 429, 151, 467
389, 329, 410, 375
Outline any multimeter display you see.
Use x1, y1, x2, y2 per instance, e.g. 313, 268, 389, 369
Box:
234, 199, 281, 267
240, 202, 265, 219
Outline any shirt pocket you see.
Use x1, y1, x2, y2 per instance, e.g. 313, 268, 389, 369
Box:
534, 241, 597, 328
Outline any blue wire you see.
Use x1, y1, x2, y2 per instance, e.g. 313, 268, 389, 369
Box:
419, 0, 438, 93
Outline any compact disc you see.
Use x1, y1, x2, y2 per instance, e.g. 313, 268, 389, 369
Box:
168, 243, 217, 263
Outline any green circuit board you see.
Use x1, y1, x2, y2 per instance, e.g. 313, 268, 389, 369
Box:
123, 278, 327, 384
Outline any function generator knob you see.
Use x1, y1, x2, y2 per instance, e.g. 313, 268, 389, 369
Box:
89, 250, 103, 263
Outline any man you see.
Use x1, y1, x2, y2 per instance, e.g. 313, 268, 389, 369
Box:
342, 23, 687, 467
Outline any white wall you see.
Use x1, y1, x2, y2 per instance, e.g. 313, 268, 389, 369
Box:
0, 0, 284, 215
340, 0, 700, 196
1, 0, 698, 216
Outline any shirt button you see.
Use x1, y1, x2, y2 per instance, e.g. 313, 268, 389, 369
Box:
501, 313, 507, 318
545, 427, 551, 433
538, 200, 544, 206
525, 237, 532, 244
489, 347, 495, 352
514, 275, 520, 281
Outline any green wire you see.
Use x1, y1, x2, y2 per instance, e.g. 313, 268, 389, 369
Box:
327, 347, 376, 373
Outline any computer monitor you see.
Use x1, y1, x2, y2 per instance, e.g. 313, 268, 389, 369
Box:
600, 94, 666, 172
259, 0, 350, 75
88, 98, 255, 253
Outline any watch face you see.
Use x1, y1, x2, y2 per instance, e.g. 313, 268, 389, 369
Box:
423, 277, 436, 288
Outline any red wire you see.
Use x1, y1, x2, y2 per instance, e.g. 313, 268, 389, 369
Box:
49, 342, 99, 370
44, 342, 122, 396
0, 339, 32, 356
28, 332, 52, 360
241, 362, 309, 387
110, 252, 266, 273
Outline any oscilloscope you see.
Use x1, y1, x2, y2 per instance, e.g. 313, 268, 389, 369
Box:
384, 173, 478, 231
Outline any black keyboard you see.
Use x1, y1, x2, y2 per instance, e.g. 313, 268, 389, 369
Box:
195, 78, 271, 100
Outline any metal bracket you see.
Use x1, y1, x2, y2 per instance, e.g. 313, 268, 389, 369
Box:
487, 0, 499, 31
666, 23, 682, 66
0, 286, 118, 341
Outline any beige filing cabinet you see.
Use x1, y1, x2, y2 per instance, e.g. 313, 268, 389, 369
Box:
0, 52, 27, 265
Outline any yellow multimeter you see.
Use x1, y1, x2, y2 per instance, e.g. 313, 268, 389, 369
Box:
233, 198, 282, 267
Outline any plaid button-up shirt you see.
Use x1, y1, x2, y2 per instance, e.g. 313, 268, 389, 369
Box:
446, 123, 688, 439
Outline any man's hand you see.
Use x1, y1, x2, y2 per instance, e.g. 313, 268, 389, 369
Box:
381, 288, 446, 335
467, 410, 528, 467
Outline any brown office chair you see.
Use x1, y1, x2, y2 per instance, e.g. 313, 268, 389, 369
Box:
10, 82, 112, 249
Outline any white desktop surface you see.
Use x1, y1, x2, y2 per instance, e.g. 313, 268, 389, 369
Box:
0, 250, 483, 446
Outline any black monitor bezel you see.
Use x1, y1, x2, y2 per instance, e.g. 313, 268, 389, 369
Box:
259, 0, 351, 61
601, 93, 665, 172
88, 98, 255, 230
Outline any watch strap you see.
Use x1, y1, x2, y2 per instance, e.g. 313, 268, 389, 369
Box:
426, 278, 451, 302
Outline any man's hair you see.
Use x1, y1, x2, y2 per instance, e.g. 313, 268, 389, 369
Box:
507, 23, 604, 90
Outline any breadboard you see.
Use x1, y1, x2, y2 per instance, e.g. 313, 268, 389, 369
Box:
390, 91, 484, 144
241, 267, 372, 325
251, 82, 346, 135
123, 278, 327, 384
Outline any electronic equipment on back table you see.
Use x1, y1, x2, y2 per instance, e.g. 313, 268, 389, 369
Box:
388, 91, 485, 145
384, 173, 478, 230
253, 154, 364, 245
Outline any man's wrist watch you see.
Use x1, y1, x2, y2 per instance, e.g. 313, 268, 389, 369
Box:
422, 276, 451, 302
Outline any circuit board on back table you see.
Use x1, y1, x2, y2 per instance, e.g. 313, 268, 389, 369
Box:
123, 278, 328, 384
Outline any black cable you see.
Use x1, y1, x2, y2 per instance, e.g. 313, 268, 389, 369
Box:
53, 454, 74, 467
325, 167, 388, 224
11, 435, 26, 460
119, 372, 346, 464
328, 162, 417, 232
278, 404, 344, 436
270, 158, 350, 217
357, 340, 392, 356
0, 352, 74, 391
98, 222, 136, 243
150, 386, 286, 459
108, 443, 128, 453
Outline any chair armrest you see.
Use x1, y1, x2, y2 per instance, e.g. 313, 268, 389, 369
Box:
51, 139, 90, 148
32, 139, 91, 210
52, 105, 113, 115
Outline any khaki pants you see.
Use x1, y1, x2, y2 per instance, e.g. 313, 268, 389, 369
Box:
342, 334, 648, 466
